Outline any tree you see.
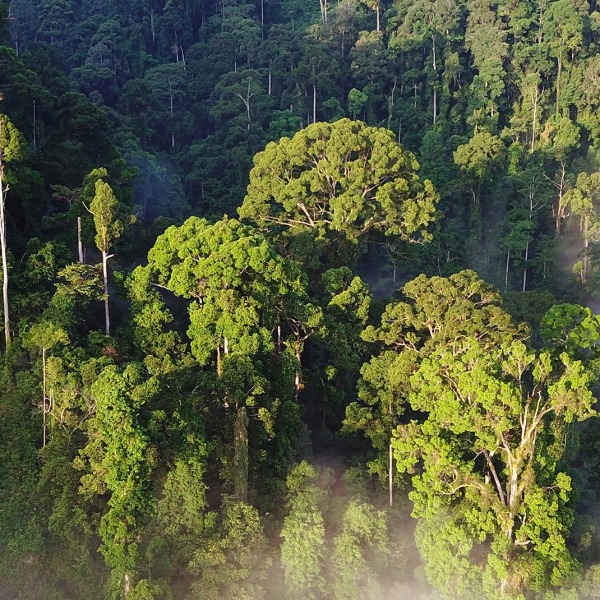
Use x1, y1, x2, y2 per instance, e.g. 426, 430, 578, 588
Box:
331, 500, 392, 600
0, 113, 25, 348
465, 0, 509, 130
454, 131, 504, 245
543, 0, 588, 118
23, 320, 68, 447
144, 216, 318, 500
280, 461, 330, 599
190, 501, 271, 600
239, 119, 439, 269
359, 270, 597, 597
563, 172, 600, 287
87, 364, 157, 598
88, 176, 133, 337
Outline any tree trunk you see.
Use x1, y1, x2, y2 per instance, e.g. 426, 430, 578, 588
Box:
102, 250, 110, 337
42, 347, 47, 448
293, 336, 302, 402
582, 215, 589, 285
234, 406, 249, 503
77, 217, 84, 263
124, 572, 131, 596
505, 249, 510, 293
180, 45, 186, 74
32, 100, 36, 151
389, 441, 393, 507
0, 172, 10, 348
531, 84, 539, 152
522, 242, 529, 292
556, 55, 562, 118
554, 161, 567, 237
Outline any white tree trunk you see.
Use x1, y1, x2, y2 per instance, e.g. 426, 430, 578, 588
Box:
42, 347, 47, 447
77, 216, 84, 263
0, 174, 10, 348
102, 250, 110, 337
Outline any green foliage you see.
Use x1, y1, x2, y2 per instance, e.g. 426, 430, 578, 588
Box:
4, 0, 600, 597
331, 500, 392, 600
239, 118, 439, 268
0, 112, 27, 166
88, 364, 157, 597
89, 179, 128, 255
190, 501, 271, 600
280, 462, 329, 599
360, 271, 596, 598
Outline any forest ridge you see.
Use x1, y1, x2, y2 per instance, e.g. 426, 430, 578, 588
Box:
3, 1, 600, 599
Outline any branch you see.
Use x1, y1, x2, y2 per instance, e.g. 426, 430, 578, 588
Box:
483, 448, 507, 506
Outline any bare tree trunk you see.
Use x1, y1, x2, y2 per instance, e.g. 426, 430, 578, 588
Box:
387, 78, 397, 129
313, 84, 317, 124
42, 347, 47, 447
169, 77, 175, 147
522, 242, 529, 292
582, 215, 590, 285
531, 84, 540, 152
32, 100, 36, 151
180, 45, 186, 74
77, 217, 84, 263
389, 441, 393, 507
124, 573, 131, 596
102, 250, 110, 337
293, 337, 301, 401
553, 161, 568, 236
234, 406, 249, 503
556, 55, 562, 118
505, 249, 510, 293
0, 172, 10, 348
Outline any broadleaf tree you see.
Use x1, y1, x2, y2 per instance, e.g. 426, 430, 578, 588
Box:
357, 270, 597, 598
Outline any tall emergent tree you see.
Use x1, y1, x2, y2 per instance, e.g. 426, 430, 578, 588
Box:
143, 216, 318, 501
358, 270, 597, 598
0, 113, 25, 347
88, 176, 132, 337
238, 118, 439, 270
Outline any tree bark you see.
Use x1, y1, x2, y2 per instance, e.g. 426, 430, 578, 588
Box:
234, 406, 249, 503
0, 171, 10, 348
77, 217, 84, 263
389, 441, 393, 507
102, 250, 110, 337
42, 347, 47, 447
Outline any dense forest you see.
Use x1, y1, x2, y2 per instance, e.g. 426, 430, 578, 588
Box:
4, 0, 600, 598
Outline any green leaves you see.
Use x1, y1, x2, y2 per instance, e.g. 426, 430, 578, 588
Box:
239, 118, 439, 267
0, 113, 26, 168
357, 270, 597, 597
89, 179, 128, 255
